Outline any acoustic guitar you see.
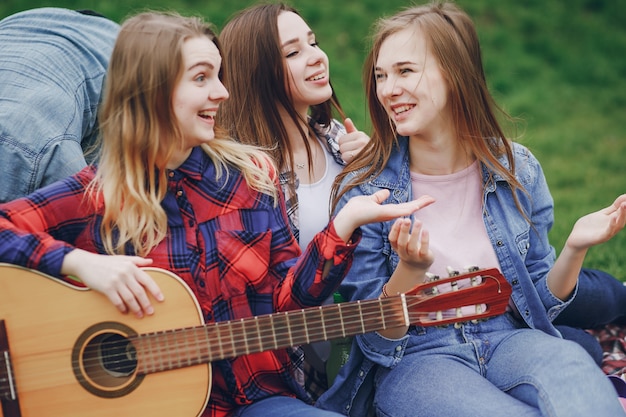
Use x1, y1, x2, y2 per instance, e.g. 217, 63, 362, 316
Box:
0, 264, 511, 417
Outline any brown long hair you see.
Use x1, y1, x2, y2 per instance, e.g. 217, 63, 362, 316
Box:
218, 3, 345, 194
331, 1, 525, 214
92, 11, 277, 256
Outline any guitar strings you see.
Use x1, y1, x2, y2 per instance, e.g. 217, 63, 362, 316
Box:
84, 282, 494, 375
76, 296, 409, 373
4, 275, 502, 384
1, 298, 407, 384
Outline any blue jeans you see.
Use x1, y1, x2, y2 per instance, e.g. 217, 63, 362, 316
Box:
555, 268, 626, 364
557, 268, 626, 327
373, 313, 625, 417
233, 396, 344, 417
0, 8, 119, 202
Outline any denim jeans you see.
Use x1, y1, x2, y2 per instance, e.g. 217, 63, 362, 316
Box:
0, 8, 119, 202
555, 268, 626, 364
373, 313, 625, 417
557, 268, 626, 328
233, 396, 344, 417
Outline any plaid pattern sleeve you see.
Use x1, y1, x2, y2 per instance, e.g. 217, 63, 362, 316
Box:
0, 167, 97, 277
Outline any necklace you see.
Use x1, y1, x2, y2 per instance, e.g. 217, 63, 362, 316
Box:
295, 162, 305, 169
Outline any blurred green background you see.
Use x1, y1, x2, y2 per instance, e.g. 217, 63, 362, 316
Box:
2, 0, 625, 277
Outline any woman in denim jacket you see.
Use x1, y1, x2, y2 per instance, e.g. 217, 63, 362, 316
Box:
316, 2, 626, 416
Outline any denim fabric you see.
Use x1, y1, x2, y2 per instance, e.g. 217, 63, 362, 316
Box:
234, 396, 344, 417
372, 314, 624, 417
316, 137, 624, 416
555, 268, 626, 364
0, 8, 119, 202
556, 268, 626, 328
338, 137, 565, 335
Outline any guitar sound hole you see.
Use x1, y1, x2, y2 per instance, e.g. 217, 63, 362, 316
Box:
73, 322, 143, 397
98, 333, 137, 377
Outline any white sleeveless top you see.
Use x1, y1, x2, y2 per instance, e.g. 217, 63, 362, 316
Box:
297, 144, 343, 250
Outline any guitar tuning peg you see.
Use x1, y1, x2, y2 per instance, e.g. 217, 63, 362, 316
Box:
447, 268, 459, 291
446, 266, 460, 277
445, 267, 463, 318
436, 310, 444, 322
462, 265, 482, 286
425, 272, 440, 295
426, 272, 440, 282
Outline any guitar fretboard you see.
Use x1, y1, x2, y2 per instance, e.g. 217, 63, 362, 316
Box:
134, 295, 408, 374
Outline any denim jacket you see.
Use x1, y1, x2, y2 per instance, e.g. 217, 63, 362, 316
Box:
316, 136, 574, 416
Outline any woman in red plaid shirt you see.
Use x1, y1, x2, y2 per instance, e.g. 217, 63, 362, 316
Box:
0, 11, 433, 417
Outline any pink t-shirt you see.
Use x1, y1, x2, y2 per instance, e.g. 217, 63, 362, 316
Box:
411, 161, 501, 318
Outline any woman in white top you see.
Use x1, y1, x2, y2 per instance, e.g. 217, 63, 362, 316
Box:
218, 2, 369, 400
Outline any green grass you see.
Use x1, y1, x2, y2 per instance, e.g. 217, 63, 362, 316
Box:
2, 0, 625, 278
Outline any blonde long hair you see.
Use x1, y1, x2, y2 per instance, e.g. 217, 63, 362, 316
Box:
92, 11, 277, 256
331, 1, 525, 214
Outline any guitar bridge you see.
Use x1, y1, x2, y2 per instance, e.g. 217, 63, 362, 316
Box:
0, 320, 21, 417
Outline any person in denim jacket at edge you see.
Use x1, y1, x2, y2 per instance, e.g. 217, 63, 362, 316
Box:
218, 3, 370, 400
316, 2, 626, 416
0, 7, 119, 202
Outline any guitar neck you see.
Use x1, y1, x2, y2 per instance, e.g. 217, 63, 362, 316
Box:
135, 295, 407, 375
128, 268, 511, 375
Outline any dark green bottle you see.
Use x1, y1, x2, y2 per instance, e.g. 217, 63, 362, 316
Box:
325, 292, 353, 385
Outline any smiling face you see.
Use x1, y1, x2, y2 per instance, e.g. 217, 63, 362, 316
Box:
375, 27, 452, 139
172, 36, 229, 150
277, 11, 332, 114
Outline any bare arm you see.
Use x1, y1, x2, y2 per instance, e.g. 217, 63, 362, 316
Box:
548, 194, 626, 300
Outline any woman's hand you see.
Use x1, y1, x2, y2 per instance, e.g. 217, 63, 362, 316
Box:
549, 194, 626, 300
380, 217, 433, 339
567, 194, 626, 250
338, 118, 370, 164
333, 189, 435, 243
389, 217, 434, 272
61, 248, 164, 318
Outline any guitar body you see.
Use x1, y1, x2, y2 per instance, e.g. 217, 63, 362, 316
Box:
0, 264, 211, 417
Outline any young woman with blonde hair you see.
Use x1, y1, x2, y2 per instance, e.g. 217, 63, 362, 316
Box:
0, 11, 433, 417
